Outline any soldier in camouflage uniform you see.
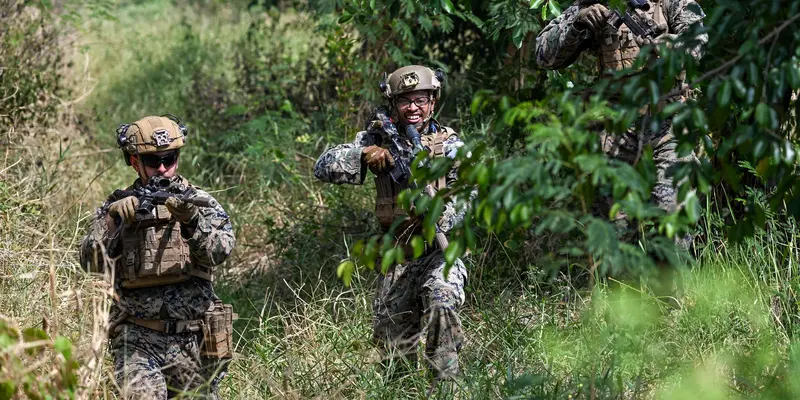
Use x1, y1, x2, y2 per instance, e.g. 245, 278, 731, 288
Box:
535, 0, 707, 244
314, 66, 468, 379
81, 115, 236, 399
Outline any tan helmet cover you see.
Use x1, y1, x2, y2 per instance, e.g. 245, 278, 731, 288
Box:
383, 65, 442, 99
120, 116, 186, 156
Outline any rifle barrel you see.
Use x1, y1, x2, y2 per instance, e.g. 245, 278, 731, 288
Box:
111, 189, 218, 209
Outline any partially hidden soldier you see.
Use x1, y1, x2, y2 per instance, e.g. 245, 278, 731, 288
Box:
314, 66, 468, 379
80, 115, 236, 399
535, 0, 707, 248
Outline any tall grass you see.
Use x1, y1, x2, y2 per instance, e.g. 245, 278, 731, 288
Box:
4, 1, 800, 399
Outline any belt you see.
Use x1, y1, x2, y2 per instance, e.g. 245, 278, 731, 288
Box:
126, 316, 204, 334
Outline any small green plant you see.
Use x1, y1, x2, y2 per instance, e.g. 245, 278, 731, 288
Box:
0, 319, 80, 400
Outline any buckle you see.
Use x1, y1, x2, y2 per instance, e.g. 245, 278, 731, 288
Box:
163, 319, 178, 334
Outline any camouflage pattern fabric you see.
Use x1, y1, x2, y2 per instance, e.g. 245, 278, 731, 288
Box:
80, 175, 235, 320
535, 0, 705, 248
80, 174, 235, 397
372, 250, 467, 379
593, 119, 691, 242
314, 119, 468, 378
313, 120, 465, 233
599, 122, 685, 214
535, 0, 707, 70
112, 324, 227, 400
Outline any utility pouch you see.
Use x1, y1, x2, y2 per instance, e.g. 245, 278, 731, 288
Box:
201, 301, 236, 359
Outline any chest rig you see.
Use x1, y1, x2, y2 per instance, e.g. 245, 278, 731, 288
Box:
374, 126, 454, 231
117, 182, 211, 289
597, 0, 667, 72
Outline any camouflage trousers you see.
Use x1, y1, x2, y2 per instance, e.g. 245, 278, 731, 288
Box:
111, 323, 228, 399
372, 250, 467, 379
597, 122, 693, 249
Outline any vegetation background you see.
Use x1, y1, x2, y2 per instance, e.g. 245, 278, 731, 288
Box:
1, 0, 800, 398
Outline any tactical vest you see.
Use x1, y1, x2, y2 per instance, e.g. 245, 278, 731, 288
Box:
374, 126, 455, 231
597, 0, 667, 72
117, 183, 212, 289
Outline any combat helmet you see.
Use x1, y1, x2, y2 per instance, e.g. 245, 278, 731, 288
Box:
380, 65, 445, 100
116, 115, 188, 165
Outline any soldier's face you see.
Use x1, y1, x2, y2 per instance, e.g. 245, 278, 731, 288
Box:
130, 150, 179, 181
395, 90, 434, 130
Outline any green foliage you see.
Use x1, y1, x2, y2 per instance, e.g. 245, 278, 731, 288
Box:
0, 0, 64, 134
9, 0, 800, 398
0, 320, 80, 399
348, 0, 800, 287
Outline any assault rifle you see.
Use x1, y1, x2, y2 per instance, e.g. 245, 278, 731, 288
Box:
112, 176, 218, 219
582, 0, 666, 39
366, 108, 449, 251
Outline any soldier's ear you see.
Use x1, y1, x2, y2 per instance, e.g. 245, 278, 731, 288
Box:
130, 155, 142, 174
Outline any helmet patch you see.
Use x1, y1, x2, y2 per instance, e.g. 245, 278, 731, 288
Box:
152, 129, 171, 147
399, 72, 420, 90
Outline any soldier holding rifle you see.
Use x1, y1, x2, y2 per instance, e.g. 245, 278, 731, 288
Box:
536, 0, 707, 246
81, 115, 236, 399
314, 65, 467, 379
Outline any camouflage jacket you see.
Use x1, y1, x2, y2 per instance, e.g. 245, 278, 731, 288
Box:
313, 119, 466, 233
535, 0, 707, 70
79, 175, 235, 320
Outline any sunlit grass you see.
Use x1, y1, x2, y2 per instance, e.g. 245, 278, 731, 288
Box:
5, 0, 800, 398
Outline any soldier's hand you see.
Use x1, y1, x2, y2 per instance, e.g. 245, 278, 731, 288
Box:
576, 4, 610, 33
362, 145, 395, 175
165, 197, 198, 224
635, 36, 662, 55
108, 196, 139, 226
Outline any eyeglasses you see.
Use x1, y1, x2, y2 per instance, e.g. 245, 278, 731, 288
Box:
396, 96, 431, 109
139, 151, 179, 168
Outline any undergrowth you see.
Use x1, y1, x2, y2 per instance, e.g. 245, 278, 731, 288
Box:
3, 1, 800, 399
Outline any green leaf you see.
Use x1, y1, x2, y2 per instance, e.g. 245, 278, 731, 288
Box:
22, 327, 48, 342
755, 102, 770, 128
684, 191, 701, 222
0, 380, 16, 400
443, 239, 463, 267
753, 139, 767, 159
547, 0, 562, 17
512, 26, 525, 49
412, 236, 425, 259
586, 219, 617, 255
441, 0, 455, 14
338, 13, 354, 24
54, 336, 73, 360
224, 104, 247, 117
718, 80, 731, 107
336, 260, 355, 287
530, 0, 545, 9
381, 249, 396, 273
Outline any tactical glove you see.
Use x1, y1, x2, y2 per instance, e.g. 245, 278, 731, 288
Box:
165, 197, 198, 224
108, 196, 139, 225
362, 145, 395, 175
575, 4, 611, 34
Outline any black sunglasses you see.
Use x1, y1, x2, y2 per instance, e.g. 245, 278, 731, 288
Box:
139, 151, 179, 168
396, 96, 431, 109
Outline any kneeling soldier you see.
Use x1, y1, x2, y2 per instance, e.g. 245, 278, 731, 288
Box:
314, 66, 468, 379
81, 115, 236, 399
